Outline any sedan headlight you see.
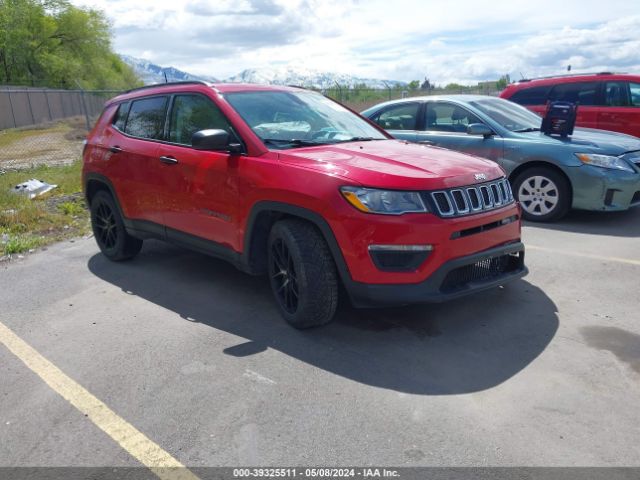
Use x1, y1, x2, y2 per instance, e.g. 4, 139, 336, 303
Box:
340, 186, 428, 215
575, 153, 635, 173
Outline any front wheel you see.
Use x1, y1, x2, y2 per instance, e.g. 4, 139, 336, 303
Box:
512, 167, 570, 222
268, 219, 338, 328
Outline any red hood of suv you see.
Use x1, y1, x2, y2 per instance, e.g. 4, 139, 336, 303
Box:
277, 139, 504, 190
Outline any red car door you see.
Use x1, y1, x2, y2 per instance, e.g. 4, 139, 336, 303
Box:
106, 96, 168, 224
156, 93, 240, 250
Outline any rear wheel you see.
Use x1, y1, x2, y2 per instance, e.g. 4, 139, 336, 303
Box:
90, 190, 143, 261
512, 167, 570, 222
268, 219, 338, 328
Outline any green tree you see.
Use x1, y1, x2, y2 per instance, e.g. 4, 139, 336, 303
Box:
496, 74, 511, 90
408, 80, 420, 90
0, 0, 140, 89
444, 83, 465, 91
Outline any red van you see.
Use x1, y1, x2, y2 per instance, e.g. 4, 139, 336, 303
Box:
500, 73, 640, 138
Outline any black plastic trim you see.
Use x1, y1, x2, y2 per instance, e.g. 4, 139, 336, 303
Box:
243, 201, 353, 282
450, 215, 519, 239
369, 249, 431, 272
346, 242, 528, 308
124, 80, 212, 94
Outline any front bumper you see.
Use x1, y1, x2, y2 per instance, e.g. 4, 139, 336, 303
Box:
345, 241, 527, 308
569, 164, 640, 211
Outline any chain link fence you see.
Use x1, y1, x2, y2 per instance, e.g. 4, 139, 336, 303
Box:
0, 85, 500, 172
0, 87, 120, 171
324, 86, 500, 112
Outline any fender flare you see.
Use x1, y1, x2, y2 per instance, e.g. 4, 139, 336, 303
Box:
242, 201, 353, 283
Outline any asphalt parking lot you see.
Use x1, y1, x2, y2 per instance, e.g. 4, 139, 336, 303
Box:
1, 207, 639, 471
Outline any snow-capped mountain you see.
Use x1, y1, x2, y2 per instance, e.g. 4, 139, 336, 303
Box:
225, 66, 407, 89
120, 55, 405, 89
120, 55, 218, 84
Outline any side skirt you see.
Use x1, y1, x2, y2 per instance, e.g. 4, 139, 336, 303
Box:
123, 218, 252, 274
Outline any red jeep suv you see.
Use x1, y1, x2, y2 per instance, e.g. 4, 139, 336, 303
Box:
500, 73, 640, 138
83, 82, 527, 328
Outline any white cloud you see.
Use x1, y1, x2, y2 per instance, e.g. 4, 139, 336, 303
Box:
71, 0, 640, 83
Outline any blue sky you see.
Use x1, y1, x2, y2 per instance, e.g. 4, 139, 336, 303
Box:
71, 0, 640, 84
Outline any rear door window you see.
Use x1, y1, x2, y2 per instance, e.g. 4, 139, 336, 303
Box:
548, 82, 598, 106
604, 81, 632, 106
374, 103, 420, 130
425, 102, 482, 132
509, 86, 550, 105
124, 96, 169, 140
168, 94, 231, 145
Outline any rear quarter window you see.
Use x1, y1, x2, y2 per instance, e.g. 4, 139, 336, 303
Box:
508, 86, 550, 105
112, 102, 130, 131
124, 96, 169, 140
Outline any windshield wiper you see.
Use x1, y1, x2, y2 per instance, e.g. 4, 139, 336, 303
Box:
513, 127, 541, 133
262, 138, 327, 148
333, 136, 383, 143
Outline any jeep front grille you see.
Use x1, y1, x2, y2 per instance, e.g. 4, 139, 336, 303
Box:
425, 178, 514, 218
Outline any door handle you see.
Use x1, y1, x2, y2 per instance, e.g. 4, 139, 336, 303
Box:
109, 146, 123, 153
159, 155, 179, 165
418, 140, 434, 145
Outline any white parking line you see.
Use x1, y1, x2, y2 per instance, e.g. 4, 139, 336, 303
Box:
527, 244, 640, 266
0, 320, 200, 480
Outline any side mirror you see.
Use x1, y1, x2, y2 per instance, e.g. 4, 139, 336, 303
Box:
467, 123, 494, 138
192, 129, 242, 154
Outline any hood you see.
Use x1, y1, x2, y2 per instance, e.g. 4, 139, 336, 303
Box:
277, 140, 505, 190
516, 127, 640, 155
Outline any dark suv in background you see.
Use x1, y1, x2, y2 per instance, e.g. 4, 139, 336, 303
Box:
500, 73, 640, 138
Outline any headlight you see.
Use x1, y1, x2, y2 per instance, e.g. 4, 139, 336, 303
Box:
575, 153, 635, 173
340, 186, 428, 215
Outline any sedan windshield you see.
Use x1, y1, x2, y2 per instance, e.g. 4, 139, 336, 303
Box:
470, 97, 542, 132
224, 90, 387, 149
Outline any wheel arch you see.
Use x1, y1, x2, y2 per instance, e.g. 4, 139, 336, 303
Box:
84, 173, 126, 218
242, 201, 352, 284
508, 161, 573, 206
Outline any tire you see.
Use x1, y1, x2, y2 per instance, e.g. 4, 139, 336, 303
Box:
512, 167, 570, 222
90, 190, 143, 261
267, 219, 339, 328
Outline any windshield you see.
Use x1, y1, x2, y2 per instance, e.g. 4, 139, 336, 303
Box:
470, 97, 542, 132
224, 90, 387, 149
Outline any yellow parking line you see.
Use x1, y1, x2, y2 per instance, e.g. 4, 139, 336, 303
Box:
0, 321, 199, 480
527, 244, 640, 266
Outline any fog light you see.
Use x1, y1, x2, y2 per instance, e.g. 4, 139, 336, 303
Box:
368, 245, 433, 272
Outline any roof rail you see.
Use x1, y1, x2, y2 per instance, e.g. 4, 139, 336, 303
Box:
124, 80, 212, 94
518, 72, 625, 83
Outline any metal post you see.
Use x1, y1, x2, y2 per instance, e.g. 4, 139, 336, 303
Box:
26, 90, 36, 125
44, 90, 53, 121
6, 91, 17, 128
60, 91, 67, 118
334, 81, 343, 103
383, 81, 391, 101
75, 83, 91, 131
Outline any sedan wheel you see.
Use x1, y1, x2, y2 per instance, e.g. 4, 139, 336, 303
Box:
517, 175, 559, 217
512, 167, 570, 222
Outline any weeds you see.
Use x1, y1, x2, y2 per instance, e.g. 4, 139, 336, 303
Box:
0, 161, 89, 256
